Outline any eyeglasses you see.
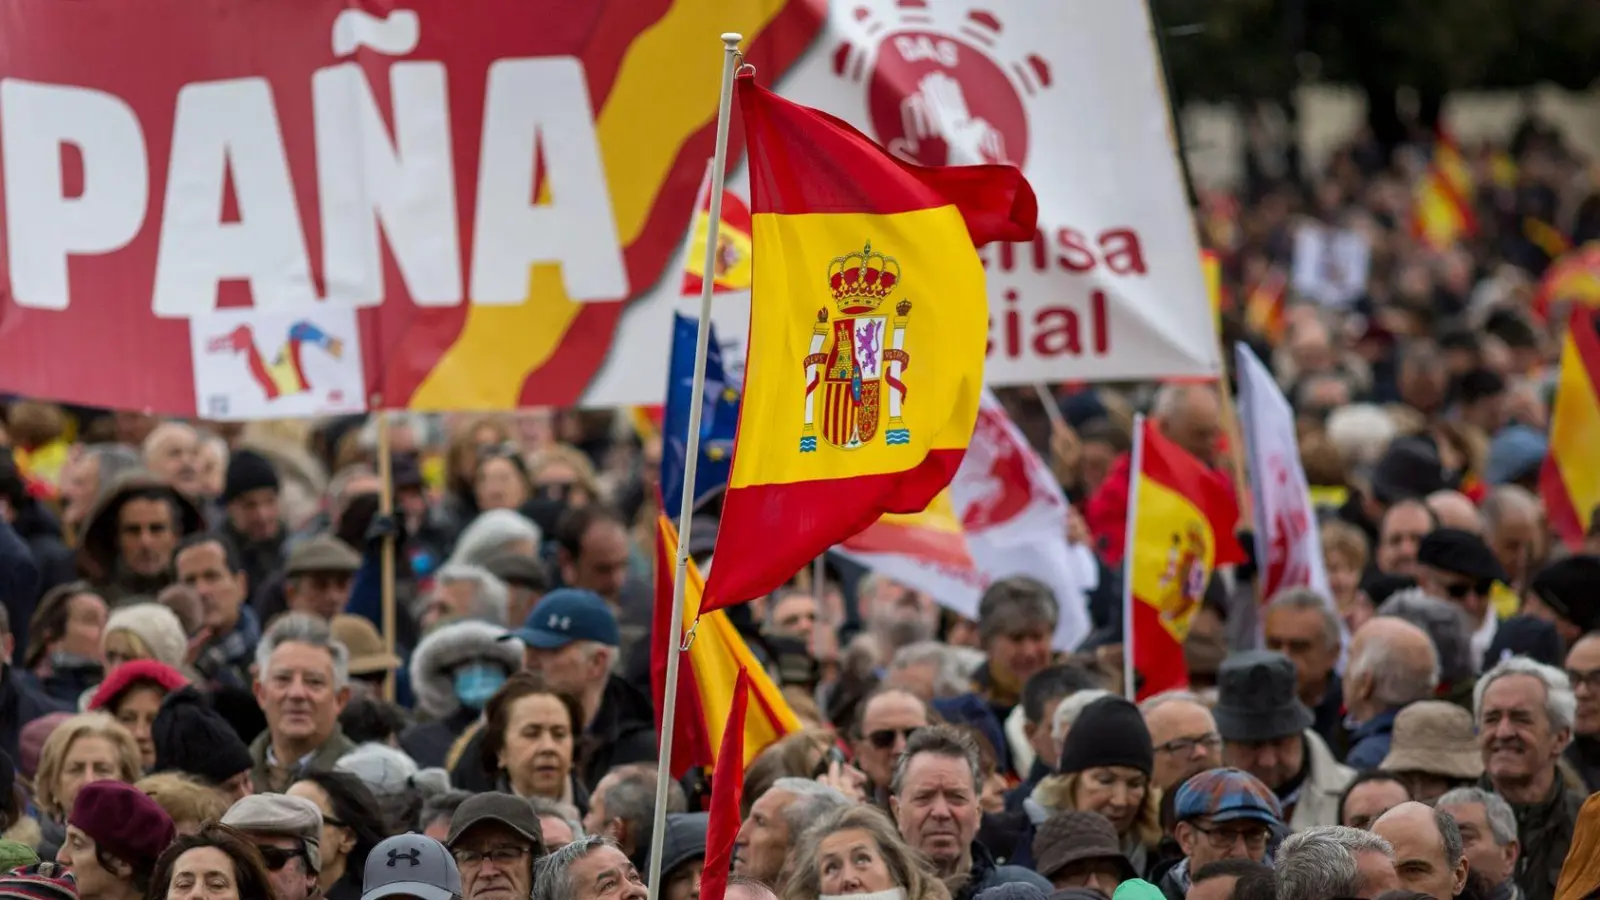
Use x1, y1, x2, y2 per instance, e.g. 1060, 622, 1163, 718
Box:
867, 727, 921, 750
1154, 733, 1222, 755
323, 816, 348, 829
1568, 668, 1600, 692
1442, 579, 1494, 599
1188, 823, 1270, 851
254, 846, 306, 872
452, 846, 531, 867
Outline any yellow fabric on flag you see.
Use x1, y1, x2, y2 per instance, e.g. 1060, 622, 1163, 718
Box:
1551, 334, 1600, 519
674, 530, 802, 770
875, 489, 962, 531
730, 207, 985, 489
683, 210, 755, 289
1130, 477, 1219, 646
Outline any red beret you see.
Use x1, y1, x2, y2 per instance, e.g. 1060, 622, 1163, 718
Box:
87, 660, 188, 712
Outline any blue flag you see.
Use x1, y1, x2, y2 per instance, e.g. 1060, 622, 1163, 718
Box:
661, 313, 740, 521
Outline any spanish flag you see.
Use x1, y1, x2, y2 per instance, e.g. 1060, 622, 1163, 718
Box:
1412, 135, 1477, 250
1533, 243, 1600, 324
701, 75, 1036, 610
1201, 250, 1226, 321
681, 161, 755, 296
1127, 419, 1244, 699
652, 516, 801, 777
1540, 307, 1600, 550
1244, 267, 1288, 345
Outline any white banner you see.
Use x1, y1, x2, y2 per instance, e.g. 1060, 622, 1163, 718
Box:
836, 390, 1094, 651
586, 0, 1219, 404
1235, 343, 1329, 603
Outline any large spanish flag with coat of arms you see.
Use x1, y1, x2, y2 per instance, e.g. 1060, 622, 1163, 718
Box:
701, 75, 1037, 611
1128, 419, 1244, 699
1541, 307, 1600, 550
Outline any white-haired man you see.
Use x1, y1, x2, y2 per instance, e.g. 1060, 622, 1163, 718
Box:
1275, 825, 1401, 900
1344, 617, 1439, 770
249, 612, 356, 793
1437, 787, 1521, 900
1475, 656, 1583, 900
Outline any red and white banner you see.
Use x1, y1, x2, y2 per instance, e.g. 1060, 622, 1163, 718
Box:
1235, 343, 1329, 603
837, 390, 1094, 651
0, 0, 1214, 415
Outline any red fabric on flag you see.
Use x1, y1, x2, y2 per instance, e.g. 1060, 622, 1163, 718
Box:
700, 667, 750, 900
651, 523, 712, 778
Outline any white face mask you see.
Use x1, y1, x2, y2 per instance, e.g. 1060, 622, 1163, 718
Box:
821, 889, 908, 900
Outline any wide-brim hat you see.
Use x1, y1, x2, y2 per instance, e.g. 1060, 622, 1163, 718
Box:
1379, 700, 1484, 781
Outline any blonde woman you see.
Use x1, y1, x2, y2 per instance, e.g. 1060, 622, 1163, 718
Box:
136, 773, 229, 836
783, 805, 950, 900
34, 713, 142, 859
1028, 697, 1160, 877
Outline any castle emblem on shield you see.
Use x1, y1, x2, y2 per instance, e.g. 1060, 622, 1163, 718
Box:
800, 242, 912, 452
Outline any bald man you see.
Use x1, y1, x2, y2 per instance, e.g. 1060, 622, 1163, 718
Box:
1483, 486, 1543, 590
1427, 491, 1484, 535
1141, 692, 1221, 792
143, 422, 203, 499
1154, 384, 1222, 467
1372, 802, 1468, 900
1344, 618, 1440, 770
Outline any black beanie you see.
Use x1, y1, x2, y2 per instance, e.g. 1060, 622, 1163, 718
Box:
220, 449, 280, 505
1056, 696, 1153, 776
152, 687, 253, 785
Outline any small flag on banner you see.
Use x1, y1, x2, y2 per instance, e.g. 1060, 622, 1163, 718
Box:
681, 161, 755, 296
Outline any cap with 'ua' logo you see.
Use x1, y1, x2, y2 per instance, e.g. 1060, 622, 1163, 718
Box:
361, 834, 462, 900
505, 588, 619, 649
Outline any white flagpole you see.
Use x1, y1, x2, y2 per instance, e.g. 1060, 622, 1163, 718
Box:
1120, 414, 1145, 700
646, 32, 743, 900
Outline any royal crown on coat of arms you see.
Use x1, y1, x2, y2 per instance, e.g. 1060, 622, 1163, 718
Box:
799, 240, 913, 453
828, 241, 901, 313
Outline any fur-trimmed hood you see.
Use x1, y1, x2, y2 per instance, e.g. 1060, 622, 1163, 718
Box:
409, 620, 523, 720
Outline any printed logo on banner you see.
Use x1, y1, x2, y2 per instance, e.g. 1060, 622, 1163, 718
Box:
836, 8, 1040, 167
191, 309, 366, 420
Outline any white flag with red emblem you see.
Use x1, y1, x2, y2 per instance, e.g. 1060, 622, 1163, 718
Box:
1235, 343, 1330, 602
836, 390, 1094, 651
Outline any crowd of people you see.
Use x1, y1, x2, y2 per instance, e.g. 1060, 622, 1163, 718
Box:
0, 104, 1597, 900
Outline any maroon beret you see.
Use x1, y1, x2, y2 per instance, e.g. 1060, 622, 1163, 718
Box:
68, 782, 176, 871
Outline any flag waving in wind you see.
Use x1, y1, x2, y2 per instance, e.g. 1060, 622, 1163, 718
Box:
682, 160, 755, 296
702, 74, 1037, 611
660, 313, 740, 522
1235, 343, 1329, 602
1541, 307, 1600, 549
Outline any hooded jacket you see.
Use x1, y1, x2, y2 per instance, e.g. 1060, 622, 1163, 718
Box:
77, 472, 203, 605
399, 621, 523, 768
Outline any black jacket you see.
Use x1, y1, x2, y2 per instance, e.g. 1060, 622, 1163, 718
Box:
400, 708, 480, 770
0, 518, 41, 666
952, 840, 1052, 900
450, 675, 658, 794
0, 666, 72, 763
1487, 773, 1584, 900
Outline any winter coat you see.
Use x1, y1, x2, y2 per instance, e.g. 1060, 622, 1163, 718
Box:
76, 473, 203, 605
408, 620, 524, 722
1286, 728, 1355, 832
1486, 773, 1583, 900
218, 520, 285, 612
0, 667, 71, 763
952, 841, 1051, 900
0, 520, 41, 667
248, 725, 358, 794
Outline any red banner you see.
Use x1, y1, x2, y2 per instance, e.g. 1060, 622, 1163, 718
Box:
0, 0, 816, 415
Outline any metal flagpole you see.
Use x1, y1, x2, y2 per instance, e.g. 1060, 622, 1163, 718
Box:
375, 409, 398, 703
1120, 414, 1145, 700
646, 32, 744, 900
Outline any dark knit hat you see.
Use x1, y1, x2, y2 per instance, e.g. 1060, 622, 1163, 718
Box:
1057, 696, 1153, 776
1032, 810, 1136, 883
221, 449, 280, 505
1417, 528, 1507, 583
1371, 438, 1448, 504
1529, 556, 1600, 633
68, 781, 176, 872
0, 863, 76, 900
152, 686, 253, 786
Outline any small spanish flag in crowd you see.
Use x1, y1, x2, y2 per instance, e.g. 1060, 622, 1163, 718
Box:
1244, 267, 1288, 345
700, 74, 1036, 610
651, 517, 801, 777
1533, 243, 1600, 323
1201, 250, 1226, 322
1540, 307, 1600, 550
681, 161, 755, 296
1412, 134, 1478, 251
1127, 419, 1244, 698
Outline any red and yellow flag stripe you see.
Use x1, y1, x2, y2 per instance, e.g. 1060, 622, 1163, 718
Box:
1541, 307, 1600, 550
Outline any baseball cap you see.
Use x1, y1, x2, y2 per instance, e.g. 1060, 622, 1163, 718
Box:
445, 793, 545, 854
362, 834, 461, 900
505, 589, 618, 649
1174, 768, 1283, 826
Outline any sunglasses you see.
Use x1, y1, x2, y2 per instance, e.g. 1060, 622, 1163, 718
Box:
1443, 580, 1495, 599
254, 846, 305, 872
867, 727, 920, 750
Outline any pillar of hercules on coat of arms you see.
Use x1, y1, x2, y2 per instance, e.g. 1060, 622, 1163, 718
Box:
800, 241, 912, 453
